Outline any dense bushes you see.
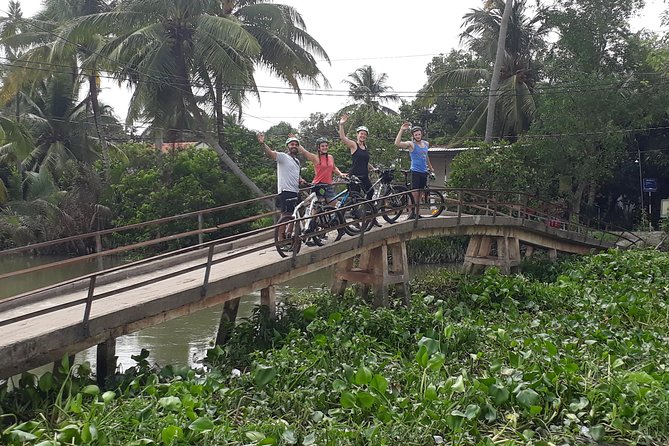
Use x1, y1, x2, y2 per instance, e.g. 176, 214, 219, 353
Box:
2, 250, 669, 445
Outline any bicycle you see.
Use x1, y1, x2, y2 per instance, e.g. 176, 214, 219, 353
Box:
329, 175, 376, 235
365, 167, 414, 223
274, 184, 344, 257
399, 169, 445, 218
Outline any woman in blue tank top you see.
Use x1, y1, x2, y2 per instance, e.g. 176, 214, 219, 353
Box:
395, 121, 434, 213
338, 114, 374, 199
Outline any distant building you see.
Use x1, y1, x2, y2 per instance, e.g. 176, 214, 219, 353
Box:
158, 141, 208, 153
400, 146, 477, 186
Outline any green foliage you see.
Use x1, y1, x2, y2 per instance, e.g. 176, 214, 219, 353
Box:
0, 161, 107, 253
4, 250, 669, 444
447, 142, 552, 199
407, 236, 468, 264
106, 147, 259, 254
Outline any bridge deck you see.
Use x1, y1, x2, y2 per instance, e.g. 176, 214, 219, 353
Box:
0, 215, 617, 379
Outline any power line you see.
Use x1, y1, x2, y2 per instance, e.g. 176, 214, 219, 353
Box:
3, 57, 669, 103
10, 112, 669, 146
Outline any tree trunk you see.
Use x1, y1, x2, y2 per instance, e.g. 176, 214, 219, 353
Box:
215, 77, 225, 148
587, 182, 596, 206
172, 45, 266, 199
484, 0, 513, 143
88, 74, 110, 183
154, 128, 164, 153
194, 100, 271, 208
569, 181, 587, 222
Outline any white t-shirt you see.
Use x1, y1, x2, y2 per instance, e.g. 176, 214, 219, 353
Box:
276, 152, 300, 193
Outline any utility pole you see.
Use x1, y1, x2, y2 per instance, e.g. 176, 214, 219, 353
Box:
485, 0, 513, 143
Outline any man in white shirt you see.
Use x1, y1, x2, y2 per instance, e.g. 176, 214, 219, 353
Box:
257, 133, 302, 215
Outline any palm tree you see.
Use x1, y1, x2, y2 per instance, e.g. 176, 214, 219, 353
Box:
485, 0, 514, 142
0, 115, 33, 204
65, 0, 330, 197
19, 73, 110, 180
420, 0, 550, 143
0, 0, 116, 179
341, 65, 400, 116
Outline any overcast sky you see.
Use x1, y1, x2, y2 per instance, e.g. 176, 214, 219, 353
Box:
0, 0, 666, 131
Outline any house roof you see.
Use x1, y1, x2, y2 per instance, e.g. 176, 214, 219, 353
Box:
159, 141, 201, 153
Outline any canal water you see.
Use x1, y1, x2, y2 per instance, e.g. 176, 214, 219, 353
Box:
2, 254, 454, 374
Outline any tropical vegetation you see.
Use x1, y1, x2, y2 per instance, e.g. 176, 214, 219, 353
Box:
0, 0, 668, 248
2, 249, 669, 444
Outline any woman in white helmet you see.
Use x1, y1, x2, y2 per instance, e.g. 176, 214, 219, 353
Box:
338, 114, 373, 199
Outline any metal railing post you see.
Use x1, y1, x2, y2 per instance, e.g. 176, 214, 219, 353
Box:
457, 190, 462, 225
358, 204, 367, 248
291, 221, 300, 267
198, 213, 204, 246
492, 196, 497, 223
201, 244, 215, 297
82, 276, 97, 333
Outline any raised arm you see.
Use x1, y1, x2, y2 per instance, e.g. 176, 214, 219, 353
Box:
257, 132, 277, 161
297, 143, 318, 164
338, 114, 357, 153
394, 121, 413, 150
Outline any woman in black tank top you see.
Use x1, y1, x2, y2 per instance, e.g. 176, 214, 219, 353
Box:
338, 114, 373, 198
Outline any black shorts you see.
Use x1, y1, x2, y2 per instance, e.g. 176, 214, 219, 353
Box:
411, 171, 428, 189
277, 190, 298, 214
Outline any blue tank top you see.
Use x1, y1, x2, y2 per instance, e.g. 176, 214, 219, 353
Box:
410, 141, 429, 173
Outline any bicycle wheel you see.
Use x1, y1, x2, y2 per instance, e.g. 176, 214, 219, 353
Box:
311, 205, 344, 246
380, 185, 412, 223
343, 192, 376, 236
419, 189, 445, 218
274, 215, 302, 257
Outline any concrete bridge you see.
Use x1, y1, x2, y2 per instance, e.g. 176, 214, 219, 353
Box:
0, 188, 640, 381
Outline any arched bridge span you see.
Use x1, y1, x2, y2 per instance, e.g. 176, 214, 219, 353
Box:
0, 188, 640, 380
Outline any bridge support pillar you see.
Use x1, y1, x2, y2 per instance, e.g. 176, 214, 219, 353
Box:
260, 286, 276, 320
215, 298, 241, 345
524, 246, 535, 258
96, 338, 116, 386
463, 235, 521, 275
548, 248, 558, 261
331, 241, 410, 307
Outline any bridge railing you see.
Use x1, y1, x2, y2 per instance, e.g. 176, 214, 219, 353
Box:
0, 187, 640, 303
434, 188, 641, 247
0, 189, 416, 329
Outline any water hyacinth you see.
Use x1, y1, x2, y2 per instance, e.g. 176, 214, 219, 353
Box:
1, 249, 668, 444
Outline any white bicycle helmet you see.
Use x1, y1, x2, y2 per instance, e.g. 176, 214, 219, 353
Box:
285, 136, 300, 146
355, 126, 369, 134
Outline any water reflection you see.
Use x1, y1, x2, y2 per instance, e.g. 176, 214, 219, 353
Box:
78, 267, 337, 372
0, 255, 125, 299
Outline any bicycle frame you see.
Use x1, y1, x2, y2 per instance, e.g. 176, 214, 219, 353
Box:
367, 169, 395, 200
291, 191, 320, 234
